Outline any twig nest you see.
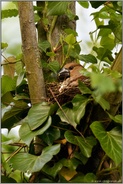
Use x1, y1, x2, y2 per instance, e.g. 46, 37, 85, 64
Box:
46, 80, 90, 105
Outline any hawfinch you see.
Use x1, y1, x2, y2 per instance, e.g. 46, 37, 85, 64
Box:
58, 62, 88, 93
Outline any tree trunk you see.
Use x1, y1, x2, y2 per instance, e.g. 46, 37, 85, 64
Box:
18, 2, 46, 105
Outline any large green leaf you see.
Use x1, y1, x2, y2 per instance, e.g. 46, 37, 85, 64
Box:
100, 35, 115, 50
72, 94, 91, 124
47, 2, 68, 16
19, 116, 52, 146
90, 121, 122, 165
2, 76, 17, 96
90, 72, 116, 94
28, 102, 50, 130
65, 131, 97, 158
57, 105, 77, 128
57, 95, 90, 126
47, 61, 60, 73
9, 144, 60, 173
78, 54, 97, 64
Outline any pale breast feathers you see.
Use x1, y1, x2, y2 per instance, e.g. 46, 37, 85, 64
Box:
58, 62, 87, 93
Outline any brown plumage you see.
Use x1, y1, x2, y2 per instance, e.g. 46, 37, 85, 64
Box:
58, 62, 88, 93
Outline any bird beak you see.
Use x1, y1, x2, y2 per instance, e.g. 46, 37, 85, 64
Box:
58, 68, 70, 81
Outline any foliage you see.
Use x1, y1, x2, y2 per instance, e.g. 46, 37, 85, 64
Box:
1, 1, 122, 183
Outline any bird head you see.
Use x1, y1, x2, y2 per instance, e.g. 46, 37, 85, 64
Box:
58, 62, 84, 81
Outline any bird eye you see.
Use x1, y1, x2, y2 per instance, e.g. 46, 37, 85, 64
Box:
68, 66, 74, 70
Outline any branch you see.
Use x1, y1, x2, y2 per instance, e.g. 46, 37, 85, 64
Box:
18, 2, 46, 104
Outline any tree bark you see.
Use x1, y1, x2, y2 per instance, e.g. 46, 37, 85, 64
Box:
18, 2, 46, 105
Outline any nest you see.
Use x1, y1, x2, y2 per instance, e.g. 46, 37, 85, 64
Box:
46, 80, 90, 105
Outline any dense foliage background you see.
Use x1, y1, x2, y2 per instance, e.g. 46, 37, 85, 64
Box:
1, 1, 122, 183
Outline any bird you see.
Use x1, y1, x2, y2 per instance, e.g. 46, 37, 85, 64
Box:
58, 62, 88, 93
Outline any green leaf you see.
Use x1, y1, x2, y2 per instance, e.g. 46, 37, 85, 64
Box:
78, 1, 89, 9
75, 136, 97, 158
99, 11, 109, 19
66, 9, 77, 21
90, 1, 104, 8
42, 162, 63, 178
57, 105, 77, 128
93, 95, 110, 110
72, 94, 91, 124
41, 127, 60, 145
90, 72, 116, 94
64, 28, 78, 36
2, 9, 18, 19
1, 176, 16, 183
15, 60, 23, 75
46, 52, 56, 57
47, 2, 68, 16
19, 116, 52, 146
78, 81, 92, 94
93, 46, 113, 62
69, 43, 81, 58
73, 151, 88, 164
28, 102, 50, 130
38, 41, 51, 53
98, 28, 112, 37
65, 131, 97, 158
59, 158, 80, 170
107, 113, 122, 125
2, 76, 17, 96
90, 122, 122, 165
64, 34, 76, 45
47, 61, 60, 73
9, 144, 60, 172
70, 173, 96, 183
64, 130, 78, 145
13, 94, 29, 101
34, 13, 40, 23
2, 100, 29, 130
79, 54, 97, 64
1, 42, 8, 49
100, 35, 115, 50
